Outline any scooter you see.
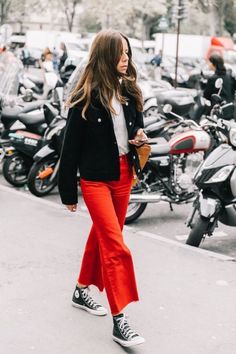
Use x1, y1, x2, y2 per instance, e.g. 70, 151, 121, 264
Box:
27, 114, 66, 197
186, 101, 236, 247
2, 102, 59, 187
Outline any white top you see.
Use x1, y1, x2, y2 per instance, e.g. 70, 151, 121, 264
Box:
111, 96, 129, 156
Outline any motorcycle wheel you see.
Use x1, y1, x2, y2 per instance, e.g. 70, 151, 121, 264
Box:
125, 202, 147, 224
27, 158, 57, 197
186, 215, 209, 247
2, 154, 30, 187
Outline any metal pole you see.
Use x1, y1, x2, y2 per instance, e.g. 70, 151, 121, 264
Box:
161, 31, 165, 55
174, 0, 181, 88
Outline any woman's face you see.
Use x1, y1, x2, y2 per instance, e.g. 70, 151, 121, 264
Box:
208, 60, 215, 71
116, 37, 129, 75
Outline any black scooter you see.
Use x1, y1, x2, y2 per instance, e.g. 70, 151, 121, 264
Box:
2, 103, 59, 187
186, 100, 236, 247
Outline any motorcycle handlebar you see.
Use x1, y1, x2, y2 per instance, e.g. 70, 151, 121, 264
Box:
220, 102, 233, 111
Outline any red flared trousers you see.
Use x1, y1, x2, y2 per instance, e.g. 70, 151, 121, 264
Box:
78, 155, 139, 314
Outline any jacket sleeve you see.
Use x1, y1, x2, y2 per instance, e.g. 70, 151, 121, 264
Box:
203, 76, 216, 100
58, 106, 85, 205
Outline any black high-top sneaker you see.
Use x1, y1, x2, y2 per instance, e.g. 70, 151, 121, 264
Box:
72, 285, 108, 316
112, 313, 145, 347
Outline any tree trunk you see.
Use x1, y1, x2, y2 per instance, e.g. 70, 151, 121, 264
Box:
0, 2, 5, 25
141, 18, 145, 51
209, 1, 224, 36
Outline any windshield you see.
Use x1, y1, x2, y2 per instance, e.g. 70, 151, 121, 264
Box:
0, 51, 23, 96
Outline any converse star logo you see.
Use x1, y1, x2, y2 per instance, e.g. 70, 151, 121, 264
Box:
74, 290, 80, 299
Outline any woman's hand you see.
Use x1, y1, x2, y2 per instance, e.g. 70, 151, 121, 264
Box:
129, 128, 148, 146
66, 204, 77, 212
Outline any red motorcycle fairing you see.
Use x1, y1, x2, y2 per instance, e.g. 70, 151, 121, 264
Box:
169, 130, 211, 154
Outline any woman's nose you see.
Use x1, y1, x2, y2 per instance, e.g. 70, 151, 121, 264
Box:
122, 53, 128, 61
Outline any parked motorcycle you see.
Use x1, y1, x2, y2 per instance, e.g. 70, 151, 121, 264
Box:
19, 67, 63, 101
26, 107, 177, 198
186, 101, 235, 247
0, 55, 44, 162
2, 102, 59, 187
125, 108, 211, 224
27, 114, 66, 196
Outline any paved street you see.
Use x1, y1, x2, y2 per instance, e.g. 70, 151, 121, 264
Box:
1, 182, 236, 354
1, 168, 236, 260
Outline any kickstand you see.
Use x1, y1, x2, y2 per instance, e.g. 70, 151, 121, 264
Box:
169, 203, 173, 211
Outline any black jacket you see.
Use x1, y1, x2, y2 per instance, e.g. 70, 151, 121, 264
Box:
58, 90, 144, 205
204, 71, 236, 119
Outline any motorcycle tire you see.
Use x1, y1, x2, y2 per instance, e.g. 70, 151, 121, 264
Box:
27, 158, 57, 197
186, 215, 209, 247
2, 154, 30, 187
125, 202, 147, 224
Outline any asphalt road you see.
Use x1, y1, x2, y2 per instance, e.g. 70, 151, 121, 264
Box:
2, 184, 236, 354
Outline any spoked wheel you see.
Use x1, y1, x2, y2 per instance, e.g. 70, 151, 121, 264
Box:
27, 158, 58, 197
2, 154, 30, 187
125, 202, 147, 224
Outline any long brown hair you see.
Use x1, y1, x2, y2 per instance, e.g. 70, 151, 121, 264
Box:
66, 29, 143, 118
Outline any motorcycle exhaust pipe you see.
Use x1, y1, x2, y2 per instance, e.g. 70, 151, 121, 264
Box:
129, 194, 171, 203
129, 194, 196, 204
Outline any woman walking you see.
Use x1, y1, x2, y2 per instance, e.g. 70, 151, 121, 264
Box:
204, 54, 235, 119
58, 29, 147, 348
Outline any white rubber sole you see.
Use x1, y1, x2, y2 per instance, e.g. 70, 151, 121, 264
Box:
72, 301, 108, 316
112, 335, 145, 347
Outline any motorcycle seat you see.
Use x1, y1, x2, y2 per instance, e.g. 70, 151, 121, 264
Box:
158, 89, 187, 98
20, 100, 46, 113
157, 91, 195, 117
1, 100, 46, 118
151, 143, 170, 156
25, 73, 44, 86
145, 119, 167, 135
18, 111, 45, 126
1, 106, 22, 118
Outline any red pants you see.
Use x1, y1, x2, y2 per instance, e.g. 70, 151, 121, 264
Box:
78, 155, 139, 314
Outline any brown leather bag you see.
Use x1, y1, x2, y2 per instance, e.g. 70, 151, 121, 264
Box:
132, 143, 151, 187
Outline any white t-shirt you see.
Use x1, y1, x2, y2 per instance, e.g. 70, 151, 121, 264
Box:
111, 96, 129, 156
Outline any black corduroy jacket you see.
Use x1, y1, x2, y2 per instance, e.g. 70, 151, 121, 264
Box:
58, 90, 144, 205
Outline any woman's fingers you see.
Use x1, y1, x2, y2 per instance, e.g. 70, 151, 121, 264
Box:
129, 139, 146, 146
129, 129, 148, 146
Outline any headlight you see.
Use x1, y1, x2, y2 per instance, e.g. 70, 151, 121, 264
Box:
229, 128, 236, 147
205, 165, 234, 183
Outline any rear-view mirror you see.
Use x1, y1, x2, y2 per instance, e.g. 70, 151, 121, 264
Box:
163, 104, 172, 114
215, 78, 223, 89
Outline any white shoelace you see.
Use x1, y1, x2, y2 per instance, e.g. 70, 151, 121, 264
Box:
81, 287, 99, 309
116, 315, 137, 340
